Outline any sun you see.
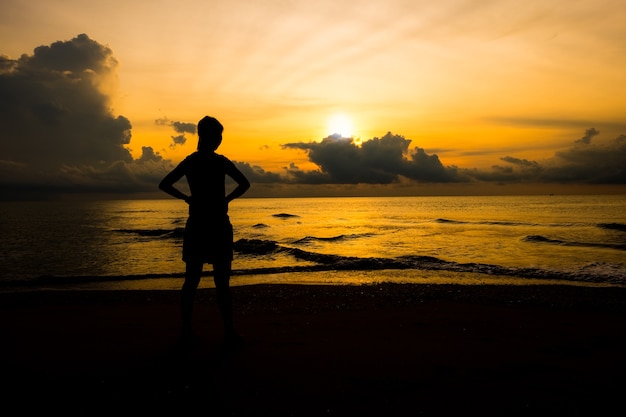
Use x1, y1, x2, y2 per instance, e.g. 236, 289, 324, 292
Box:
327, 114, 354, 138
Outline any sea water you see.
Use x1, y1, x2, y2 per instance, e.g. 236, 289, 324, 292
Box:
0, 195, 625, 289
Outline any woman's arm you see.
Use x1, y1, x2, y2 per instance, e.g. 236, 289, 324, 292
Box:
158, 163, 190, 203
225, 161, 251, 203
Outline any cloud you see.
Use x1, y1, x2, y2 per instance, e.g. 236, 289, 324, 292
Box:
234, 161, 283, 184
0, 34, 131, 167
278, 129, 626, 187
171, 121, 196, 134
1, 36, 624, 199
282, 133, 462, 184
156, 118, 195, 148
170, 135, 187, 148
499, 156, 540, 168
575, 127, 600, 145
547, 131, 626, 183
0, 34, 172, 198
487, 117, 626, 133
471, 130, 626, 184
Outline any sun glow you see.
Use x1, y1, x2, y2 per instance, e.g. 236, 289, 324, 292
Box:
327, 114, 354, 138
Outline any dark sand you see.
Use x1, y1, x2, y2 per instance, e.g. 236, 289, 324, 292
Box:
2, 282, 626, 416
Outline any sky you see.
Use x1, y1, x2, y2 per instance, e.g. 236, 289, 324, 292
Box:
1, 0, 625, 199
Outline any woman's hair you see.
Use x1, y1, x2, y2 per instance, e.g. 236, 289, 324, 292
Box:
197, 116, 224, 151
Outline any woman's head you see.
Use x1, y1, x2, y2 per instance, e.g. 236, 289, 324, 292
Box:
197, 116, 223, 151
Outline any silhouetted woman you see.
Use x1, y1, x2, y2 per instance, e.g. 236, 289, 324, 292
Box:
159, 116, 250, 347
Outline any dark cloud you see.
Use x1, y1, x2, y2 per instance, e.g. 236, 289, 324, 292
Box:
0, 34, 132, 167
277, 129, 626, 187
0, 34, 172, 198
487, 117, 626, 133
156, 118, 195, 148
170, 135, 187, 148
172, 121, 196, 134
234, 161, 283, 184
136, 146, 164, 163
576, 128, 600, 145
282, 133, 462, 184
470, 130, 626, 184
499, 156, 540, 168
547, 131, 626, 183
2, 36, 624, 199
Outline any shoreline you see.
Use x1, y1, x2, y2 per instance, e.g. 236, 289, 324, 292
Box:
2, 282, 626, 415
2, 268, 624, 293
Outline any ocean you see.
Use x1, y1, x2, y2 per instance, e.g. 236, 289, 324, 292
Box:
1, 195, 625, 290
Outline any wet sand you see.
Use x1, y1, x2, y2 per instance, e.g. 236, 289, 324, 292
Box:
2, 282, 626, 416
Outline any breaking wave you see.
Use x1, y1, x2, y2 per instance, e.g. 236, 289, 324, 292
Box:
115, 228, 185, 239
523, 235, 626, 251
231, 239, 626, 285
273, 213, 300, 218
598, 223, 626, 232
11, 237, 623, 288
294, 233, 376, 244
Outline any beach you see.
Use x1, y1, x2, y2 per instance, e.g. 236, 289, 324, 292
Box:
2, 281, 626, 416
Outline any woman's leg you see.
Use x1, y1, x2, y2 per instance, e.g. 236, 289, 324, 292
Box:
213, 260, 237, 339
181, 261, 202, 337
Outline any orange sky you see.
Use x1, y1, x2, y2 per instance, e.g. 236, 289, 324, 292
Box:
1, 0, 626, 197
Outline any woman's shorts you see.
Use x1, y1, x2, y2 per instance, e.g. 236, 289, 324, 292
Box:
182, 215, 233, 264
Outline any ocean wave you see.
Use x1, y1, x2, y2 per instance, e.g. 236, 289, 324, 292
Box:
9, 252, 623, 289
598, 223, 626, 232
3, 238, 624, 288
436, 218, 537, 227
523, 235, 626, 251
272, 213, 300, 218
523, 235, 562, 244
435, 218, 465, 224
115, 228, 185, 238
293, 233, 375, 244
235, 239, 279, 255
111, 209, 159, 214
232, 239, 626, 285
